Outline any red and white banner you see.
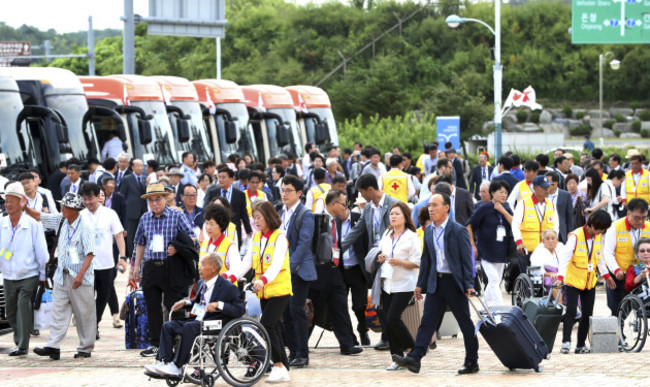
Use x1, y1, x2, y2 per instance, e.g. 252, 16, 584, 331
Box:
503, 86, 542, 111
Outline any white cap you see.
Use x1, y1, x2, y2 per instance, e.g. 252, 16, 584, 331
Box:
1, 182, 26, 200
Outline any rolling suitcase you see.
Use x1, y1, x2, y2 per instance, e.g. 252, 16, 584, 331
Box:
522, 287, 563, 354
401, 297, 436, 348
125, 287, 150, 349
470, 295, 548, 372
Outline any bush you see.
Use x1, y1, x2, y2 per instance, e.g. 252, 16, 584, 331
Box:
640, 110, 650, 121
562, 105, 572, 117
516, 110, 528, 123
604, 119, 616, 129
570, 124, 591, 137
642, 129, 650, 138
575, 111, 585, 120
614, 113, 625, 122
632, 120, 642, 132
614, 130, 621, 138
530, 110, 541, 123
631, 101, 642, 110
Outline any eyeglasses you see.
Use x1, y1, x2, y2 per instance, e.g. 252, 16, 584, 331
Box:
183, 194, 197, 198
639, 249, 650, 254
281, 189, 296, 194
334, 201, 347, 207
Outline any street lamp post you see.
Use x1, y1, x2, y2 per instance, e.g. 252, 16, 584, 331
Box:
446, 1, 502, 158
599, 52, 620, 146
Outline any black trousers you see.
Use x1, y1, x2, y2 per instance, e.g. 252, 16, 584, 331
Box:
107, 244, 120, 316
381, 291, 414, 357
141, 262, 167, 347
342, 265, 369, 338
94, 268, 116, 325
606, 275, 627, 316
125, 219, 139, 258
261, 295, 291, 368
159, 319, 201, 367
314, 265, 356, 349
563, 285, 596, 347
409, 276, 478, 364
283, 276, 311, 359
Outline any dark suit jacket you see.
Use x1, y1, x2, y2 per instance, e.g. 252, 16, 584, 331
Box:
492, 171, 519, 195
203, 185, 252, 246
63, 179, 86, 195
181, 205, 205, 230
115, 168, 132, 190
168, 231, 200, 295
281, 203, 317, 282
555, 189, 574, 243
190, 276, 246, 322
452, 157, 467, 189
341, 194, 400, 253
417, 219, 473, 295
108, 192, 127, 226
337, 211, 370, 284
453, 187, 475, 227
46, 169, 66, 201
119, 173, 147, 221
469, 165, 494, 200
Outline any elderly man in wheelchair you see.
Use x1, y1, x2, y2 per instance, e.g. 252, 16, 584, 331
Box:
145, 252, 246, 378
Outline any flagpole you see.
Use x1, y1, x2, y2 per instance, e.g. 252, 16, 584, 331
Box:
494, 0, 502, 159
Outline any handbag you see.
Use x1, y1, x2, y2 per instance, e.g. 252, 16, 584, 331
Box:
33, 289, 54, 330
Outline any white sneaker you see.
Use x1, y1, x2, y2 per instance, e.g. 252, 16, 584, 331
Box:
266, 366, 290, 383
144, 361, 166, 375
386, 362, 402, 371
560, 342, 571, 354
157, 362, 182, 377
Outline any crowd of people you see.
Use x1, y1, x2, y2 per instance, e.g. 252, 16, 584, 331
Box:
1, 139, 650, 382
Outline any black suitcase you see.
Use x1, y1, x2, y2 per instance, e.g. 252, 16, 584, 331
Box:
522, 286, 563, 354
470, 296, 548, 372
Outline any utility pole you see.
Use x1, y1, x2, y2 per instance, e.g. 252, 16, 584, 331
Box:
122, 0, 135, 74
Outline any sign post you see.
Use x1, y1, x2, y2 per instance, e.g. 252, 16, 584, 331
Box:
572, 0, 650, 44
436, 116, 461, 151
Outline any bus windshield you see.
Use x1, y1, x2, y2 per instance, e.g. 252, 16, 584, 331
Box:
0, 89, 35, 175
170, 101, 214, 163
45, 93, 96, 160
215, 102, 258, 162
130, 100, 178, 165
267, 107, 303, 159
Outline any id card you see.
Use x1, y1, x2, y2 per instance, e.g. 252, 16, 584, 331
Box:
191, 303, 207, 321
151, 234, 164, 253
94, 227, 102, 246
496, 226, 506, 242
437, 249, 445, 263
69, 247, 80, 265
587, 263, 594, 271
332, 248, 340, 260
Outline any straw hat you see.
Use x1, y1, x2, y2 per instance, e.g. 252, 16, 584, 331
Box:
626, 149, 641, 159
141, 183, 172, 199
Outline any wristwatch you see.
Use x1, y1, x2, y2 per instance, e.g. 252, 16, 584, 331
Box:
119, 256, 128, 261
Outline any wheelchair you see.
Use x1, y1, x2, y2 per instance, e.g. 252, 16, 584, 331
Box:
511, 266, 546, 308
617, 280, 650, 352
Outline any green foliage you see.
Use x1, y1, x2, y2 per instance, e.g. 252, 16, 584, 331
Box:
575, 111, 585, 120
562, 105, 572, 117
570, 124, 591, 137
614, 130, 621, 138
530, 110, 540, 124
604, 119, 616, 129
614, 114, 625, 122
640, 110, 650, 121
642, 129, 650, 138
516, 110, 528, 123
632, 120, 642, 133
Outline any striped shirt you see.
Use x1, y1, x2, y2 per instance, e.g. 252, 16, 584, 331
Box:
134, 207, 196, 262
41, 213, 96, 287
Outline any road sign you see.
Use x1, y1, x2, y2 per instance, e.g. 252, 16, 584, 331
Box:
0, 41, 30, 67
437, 116, 461, 151
146, 0, 227, 38
572, 0, 650, 44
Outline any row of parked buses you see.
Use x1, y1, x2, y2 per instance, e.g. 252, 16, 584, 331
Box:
0, 67, 339, 180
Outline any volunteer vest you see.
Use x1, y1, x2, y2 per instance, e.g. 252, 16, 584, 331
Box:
625, 169, 650, 201
245, 189, 267, 217
613, 218, 650, 271
199, 235, 234, 276
417, 226, 425, 250
520, 197, 556, 253
565, 227, 603, 290
516, 180, 534, 204
382, 169, 409, 203
251, 230, 292, 299
309, 184, 331, 212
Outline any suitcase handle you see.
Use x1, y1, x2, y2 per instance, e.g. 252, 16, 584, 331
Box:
548, 284, 562, 307
468, 291, 496, 326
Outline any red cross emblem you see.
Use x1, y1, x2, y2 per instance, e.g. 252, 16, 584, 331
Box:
391, 182, 400, 191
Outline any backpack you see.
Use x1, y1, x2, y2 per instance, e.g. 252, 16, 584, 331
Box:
293, 206, 331, 264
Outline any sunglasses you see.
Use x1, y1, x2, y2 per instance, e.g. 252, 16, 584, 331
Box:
639, 249, 650, 254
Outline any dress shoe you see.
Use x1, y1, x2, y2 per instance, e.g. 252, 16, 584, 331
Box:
340, 346, 363, 355
289, 357, 309, 368
31, 329, 40, 336
360, 332, 371, 346
96, 330, 100, 341
74, 352, 91, 359
33, 346, 60, 360
374, 340, 390, 351
391, 354, 420, 374
458, 361, 479, 375
8, 348, 28, 356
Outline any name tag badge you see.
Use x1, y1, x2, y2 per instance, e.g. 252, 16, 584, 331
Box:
632, 186, 637, 193
437, 249, 445, 263
191, 303, 206, 321
496, 226, 506, 242
2, 248, 11, 261
526, 214, 535, 218
577, 248, 586, 253
587, 263, 594, 271
618, 237, 628, 242
94, 227, 102, 246
151, 234, 165, 253
69, 247, 80, 265
332, 248, 340, 260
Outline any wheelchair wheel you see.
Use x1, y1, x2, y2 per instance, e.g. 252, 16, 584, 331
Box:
618, 295, 648, 352
511, 274, 534, 308
185, 336, 220, 385
166, 378, 181, 387
216, 317, 271, 387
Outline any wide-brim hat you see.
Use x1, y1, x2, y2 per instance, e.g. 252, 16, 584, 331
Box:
168, 167, 185, 177
58, 192, 85, 210
354, 193, 367, 206
626, 149, 641, 159
141, 183, 172, 199
1, 182, 27, 200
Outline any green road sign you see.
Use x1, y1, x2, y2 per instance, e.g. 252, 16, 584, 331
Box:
572, 0, 650, 44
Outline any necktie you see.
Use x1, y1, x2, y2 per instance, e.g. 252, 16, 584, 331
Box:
117, 171, 122, 185
331, 219, 339, 267
483, 168, 487, 180
222, 189, 227, 198
72, 185, 77, 193
137, 175, 142, 187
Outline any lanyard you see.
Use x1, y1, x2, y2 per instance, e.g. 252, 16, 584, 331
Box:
201, 283, 213, 305
154, 215, 164, 234
391, 230, 405, 258
29, 196, 39, 210
373, 206, 382, 231
259, 234, 271, 271
9, 223, 19, 244
497, 213, 503, 226
282, 209, 292, 230
67, 219, 81, 247
584, 227, 594, 264
433, 227, 444, 252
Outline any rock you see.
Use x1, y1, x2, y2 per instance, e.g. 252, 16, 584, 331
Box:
642, 122, 650, 130
522, 123, 540, 132
505, 124, 524, 133
620, 133, 642, 138
634, 108, 647, 119
572, 109, 586, 119
609, 108, 634, 117
547, 108, 564, 119
587, 110, 610, 119
539, 110, 553, 124
566, 119, 582, 129
613, 122, 633, 133
594, 128, 615, 138
502, 115, 519, 131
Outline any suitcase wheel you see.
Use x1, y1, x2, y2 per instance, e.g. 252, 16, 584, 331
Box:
509, 367, 516, 371
534, 366, 542, 373
545, 353, 551, 360
452, 334, 457, 338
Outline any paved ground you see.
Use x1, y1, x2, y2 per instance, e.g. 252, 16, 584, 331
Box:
1, 274, 648, 386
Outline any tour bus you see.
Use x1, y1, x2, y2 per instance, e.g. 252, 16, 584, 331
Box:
241, 85, 303, 164
151, 76, 216, 163
0, 67, 102, 170
192, 79, 259, 164
79, 75, 179, 165
285, 85, 339, 153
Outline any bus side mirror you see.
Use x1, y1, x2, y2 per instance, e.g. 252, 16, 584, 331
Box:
315, 121, 329, 144
225, 121, 237, 144
138, 119, 153, 145
55, 123, 69, 143
177, 118, 190, 143
276, 123, 289, 148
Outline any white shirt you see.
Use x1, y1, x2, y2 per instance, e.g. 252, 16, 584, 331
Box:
0, 213, 49, 281
68, 179, 82, 194
80, 206, 124, 270
101, 136, 124, 161
603, 221, 641, 275
511, 196, 560, 249
239, 232, 289, 283
507, 180, 533, 209
529, 242, 564, 277
205, 236, 241, 280
37, 187, 58, 214
369, 194, 387, 246
26, 192, 46, 213
558, 231, 608, 280
378, 229, 421, 293
281, 201, 300, 232
89, 166, 106, 184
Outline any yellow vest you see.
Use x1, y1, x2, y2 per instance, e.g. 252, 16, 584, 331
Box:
612, 218, 650, 272
625, 169, 650, 201
382, 169, 409, 203
416, 226, 425, 250
310, 183, 331, 212
199, 234, 235, 278
226, 222, 237, 242
516, 180, 534, 204
520, 197, 556, 253
416, 153, 427, 174
245, 189, 267, 217
252, 230, 292, 299
565, 227, 603, 290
